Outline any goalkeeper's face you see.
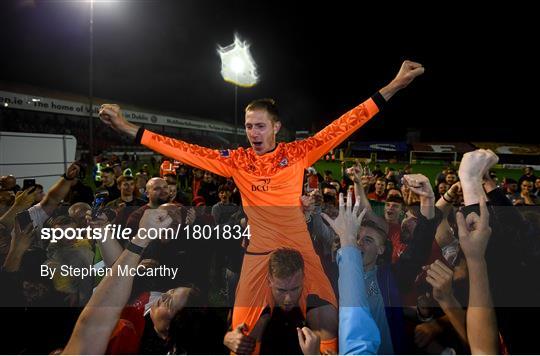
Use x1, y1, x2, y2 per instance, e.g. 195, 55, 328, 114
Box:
245, 109, 281, 155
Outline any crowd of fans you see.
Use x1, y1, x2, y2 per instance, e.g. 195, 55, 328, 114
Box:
0, 149, 539, 354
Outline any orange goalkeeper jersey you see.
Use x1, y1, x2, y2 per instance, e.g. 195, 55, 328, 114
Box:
137, 97, 380, 252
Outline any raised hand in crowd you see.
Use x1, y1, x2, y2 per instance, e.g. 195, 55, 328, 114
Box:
36, 161, 82, 218
482, 170, 498, 194
322, 191, 380, 354
401, 183, 420, 206
322, 191, 367, 248
402, 174, 434, 198
436, 181, 462, 216
456, 197, 498, 354
345, 161, 363, 184
14, 187, 38, 208
457, 197, 491, 262
139, 207, 170, 230
0, 186, 37, 230
402, 174, 435, 219
458, 149, 498, 206
86, 209, 122, 267
2, 219, 37, 272
63, 208, 171, 354
65, 162, 81, 180
346, 162, 373, 213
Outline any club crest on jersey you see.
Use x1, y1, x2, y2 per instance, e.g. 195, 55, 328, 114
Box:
279, 157, 288, 167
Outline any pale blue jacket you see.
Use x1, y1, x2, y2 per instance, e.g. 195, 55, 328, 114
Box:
337, 246, 381, 355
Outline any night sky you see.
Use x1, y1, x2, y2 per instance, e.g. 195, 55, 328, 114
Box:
0, 0, 536, 143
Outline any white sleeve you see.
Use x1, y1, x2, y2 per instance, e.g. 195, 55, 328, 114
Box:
28, 203, 50, 228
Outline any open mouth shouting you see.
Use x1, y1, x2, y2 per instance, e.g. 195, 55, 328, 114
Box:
251, 140, 265, 152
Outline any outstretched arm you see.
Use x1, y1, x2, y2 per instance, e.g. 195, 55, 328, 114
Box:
302, 60, 424, 166
63, 209, 172, 355
379, 60, 425, 101
99, 105, 234, 178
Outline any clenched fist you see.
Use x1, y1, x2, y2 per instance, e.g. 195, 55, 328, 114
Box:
99, 104, 139, 138
380, 60, 425, 101
458, 149, 498, 183
391, 60, 425, 90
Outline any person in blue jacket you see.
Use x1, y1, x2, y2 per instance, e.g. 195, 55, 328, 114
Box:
325, 173, 443, 354
323, 191, 381, 354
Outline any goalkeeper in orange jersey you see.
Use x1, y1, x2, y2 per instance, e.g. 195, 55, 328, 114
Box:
99, 60, 424, 353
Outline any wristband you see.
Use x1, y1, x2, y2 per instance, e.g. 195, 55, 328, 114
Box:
460, 204, 480, 218
126, 241, 145, 255
442, 193, 453, 203
372, 91, 387, 109
135, 127, 145, 145
62, 173, 75, 181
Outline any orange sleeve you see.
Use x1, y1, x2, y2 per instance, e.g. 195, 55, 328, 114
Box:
140, 130, 235, 178
300, 97, 380, 167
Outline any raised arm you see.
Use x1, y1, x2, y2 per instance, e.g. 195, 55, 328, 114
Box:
347, 162, 373, 213
2, 221, 36, 272
0, 163, 81, 230
323, 192, 380, 354
395, 174, 441, 292
40, 162, 81, 216
304, 192, 337, 255
63, 209, 172, 355
86, 211, 124, 267
0, 188, 37, 230
379, 60, 425, 100
435, 182, 462, 218
301, 60, 424, 166
458, 150, 498, 207
99, 104, 234, 178
456, 198, 498, 354
455, 150, 499, 354
402, 174, 435, 220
